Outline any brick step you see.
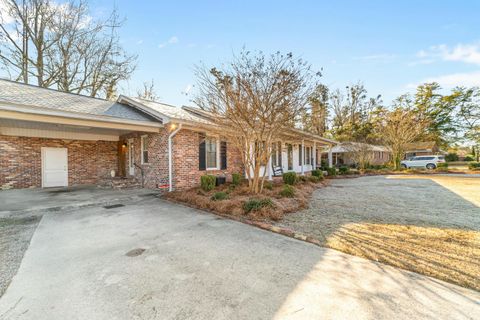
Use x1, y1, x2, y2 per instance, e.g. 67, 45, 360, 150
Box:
101, 177, 142, 189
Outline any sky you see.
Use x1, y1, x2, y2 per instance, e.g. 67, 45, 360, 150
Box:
71, 1, 480, 105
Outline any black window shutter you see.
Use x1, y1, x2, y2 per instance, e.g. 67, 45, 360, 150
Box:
299, 144, 302, 165
199, 133, 206, 171
220, 141, 227, 169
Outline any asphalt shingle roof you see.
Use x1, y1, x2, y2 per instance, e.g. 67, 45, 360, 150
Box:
129, 97, 212, 124
0, 79, 155, 122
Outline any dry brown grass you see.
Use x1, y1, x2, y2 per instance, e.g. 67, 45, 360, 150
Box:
325, 223, 480, 291
165, 179, 326, 221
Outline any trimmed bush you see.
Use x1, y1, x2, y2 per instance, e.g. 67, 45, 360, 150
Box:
283, 172, 297, 185
279, 184, 295, 197
468, 162, 480, 170
309, 175, 321, 183
445, 153, 459, 162
464, 155, 474, 161
298, 175, 308, 182
325, 167, 336, 176
264, 181, 273, 190
339, 166, 349, 175
211, 191, 229, 201
437, 162, 448, 168
243, 198, 274, 213
232, 173, 242, 186
200, 175, 216, 191
311, 169, 323, 178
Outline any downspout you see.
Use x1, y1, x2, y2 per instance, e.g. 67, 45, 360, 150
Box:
168, 124, 182, 192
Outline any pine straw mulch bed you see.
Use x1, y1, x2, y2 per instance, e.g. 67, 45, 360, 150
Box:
164, 179, 328, 222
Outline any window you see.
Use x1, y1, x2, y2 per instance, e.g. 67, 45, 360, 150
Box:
141, 135, 149, 164
306, 147, 311, 165
206, 138, 218, 169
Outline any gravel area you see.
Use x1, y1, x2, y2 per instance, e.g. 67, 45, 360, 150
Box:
276, 175, 480, 290
0, 216, 40, 296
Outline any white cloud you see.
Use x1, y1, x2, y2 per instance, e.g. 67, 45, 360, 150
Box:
136, 39, 144, 45
406, 70, 480, 89
158, 36, 179, 49
168, 36, 178, 44
415, 42, 480, 65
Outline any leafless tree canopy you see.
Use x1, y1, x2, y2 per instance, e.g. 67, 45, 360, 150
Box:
194, 50, 320, 193
137, 79, 159, 101
343, 142, 374, 170
377, 95, 429, 169
302, 83, 329, 135
0, 0, 136, 99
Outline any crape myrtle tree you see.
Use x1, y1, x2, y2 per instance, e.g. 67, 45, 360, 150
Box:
343, 142, 374, 170
194, 50, 321, 194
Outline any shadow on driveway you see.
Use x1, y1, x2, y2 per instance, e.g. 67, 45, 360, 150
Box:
0, 198, 478, 319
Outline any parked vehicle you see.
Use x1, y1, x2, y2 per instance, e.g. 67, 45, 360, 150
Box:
401, 155, 445, 169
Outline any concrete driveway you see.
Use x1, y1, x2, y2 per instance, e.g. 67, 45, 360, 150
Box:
0, 198, 479, 320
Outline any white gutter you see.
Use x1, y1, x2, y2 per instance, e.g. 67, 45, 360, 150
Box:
168, 124, 182, 192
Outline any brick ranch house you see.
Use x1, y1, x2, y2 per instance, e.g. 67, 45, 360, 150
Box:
0, 79, 336, 191
326, 142, 392, 167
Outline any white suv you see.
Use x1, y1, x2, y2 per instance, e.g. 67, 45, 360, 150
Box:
401, 155, 445, 169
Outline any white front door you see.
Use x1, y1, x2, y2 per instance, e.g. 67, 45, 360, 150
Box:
128, 139, 135, 176
42, 147, 68, 187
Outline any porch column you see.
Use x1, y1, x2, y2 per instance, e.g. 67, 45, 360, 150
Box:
301, 139, 305, 175
313, 142, 316, 170
328, 148, 333, 168
267, 144, 273, 181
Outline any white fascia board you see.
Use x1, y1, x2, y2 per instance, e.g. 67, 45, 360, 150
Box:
0, 102, 163, 128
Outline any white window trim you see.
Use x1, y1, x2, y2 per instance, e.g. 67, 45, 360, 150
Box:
141, 135, 149, 164
205, 137, 220, 170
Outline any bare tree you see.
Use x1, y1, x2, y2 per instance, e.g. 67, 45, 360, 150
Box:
377, 95, 429, 169
137, 79, 159, 101
0, 0, 136, 99
343, 142, 374, 170
195, 50, 320, 194
0, 0, 58, 85
303, 83, 329, 135
329, 82, 381, 142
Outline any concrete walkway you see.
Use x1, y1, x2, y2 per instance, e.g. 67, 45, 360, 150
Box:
0, 199, 479, 320
0, 186, 159, 217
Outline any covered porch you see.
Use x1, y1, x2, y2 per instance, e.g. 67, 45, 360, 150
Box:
263, 130, 336, 180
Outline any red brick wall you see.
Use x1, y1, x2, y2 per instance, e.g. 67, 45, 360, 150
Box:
0, 135, 117, 189
1, 128, 245, 191
119, 131, 169, 189
120, 128, 244, 190
172, 129, 244, 190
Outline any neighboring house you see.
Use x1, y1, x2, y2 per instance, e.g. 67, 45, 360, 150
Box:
323, 142, 391, 167
404, 141, 444, 159
0, 79, 335, 190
